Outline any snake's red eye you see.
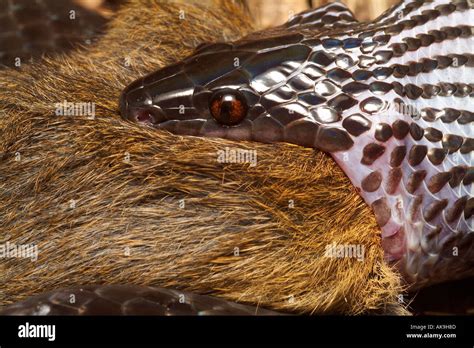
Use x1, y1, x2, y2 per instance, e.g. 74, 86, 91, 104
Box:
209, 89, 248, 126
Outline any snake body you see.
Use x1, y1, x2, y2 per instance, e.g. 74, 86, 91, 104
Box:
120, 0, 474, 288
0, 285, 279, 315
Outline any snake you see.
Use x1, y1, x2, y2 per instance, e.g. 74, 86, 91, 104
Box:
119, 0, 474, 289
1, 0, 473, 316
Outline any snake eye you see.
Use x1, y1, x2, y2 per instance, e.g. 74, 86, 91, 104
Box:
209, 89, 248, 126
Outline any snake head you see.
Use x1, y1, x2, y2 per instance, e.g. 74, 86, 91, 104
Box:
119, 33, 349, 148
119, 43, 258, 140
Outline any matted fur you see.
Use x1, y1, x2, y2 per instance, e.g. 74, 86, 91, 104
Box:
0, 0, 408, 314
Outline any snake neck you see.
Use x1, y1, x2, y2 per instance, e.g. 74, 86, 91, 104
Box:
300, 0, 474, 287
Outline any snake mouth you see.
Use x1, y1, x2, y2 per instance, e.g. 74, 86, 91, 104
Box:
118, 83, 167, 127
120, 96, 215, 138
123, 104, 168, 126
120, 102, 211, 138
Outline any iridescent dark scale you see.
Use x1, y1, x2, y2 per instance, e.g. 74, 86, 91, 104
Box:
386, 168, 403, 194
390, 146, 406, 167
427, 148, 446, 165
461, 138, 474, 154
362, 171, 382, 192
407, 170, 427, 194
375, 123, 393, 142
446, 197, 468, 222
342, 114, 371, 136
371, 198, 391, 227
408, 145, 428, 166
428, 172, 452, 194
425, 127, 443, 142
424, 199, 449, 222
361, 143, 385, 165
409, 123, 424, 140
450, 166, 467, 187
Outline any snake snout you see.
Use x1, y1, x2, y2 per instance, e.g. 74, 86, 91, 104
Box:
126, 105, 168, 126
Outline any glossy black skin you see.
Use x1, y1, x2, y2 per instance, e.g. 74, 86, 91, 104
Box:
118, 2, 363, 145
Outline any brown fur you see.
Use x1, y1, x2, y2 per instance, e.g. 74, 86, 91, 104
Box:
0, 0, 408, 314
